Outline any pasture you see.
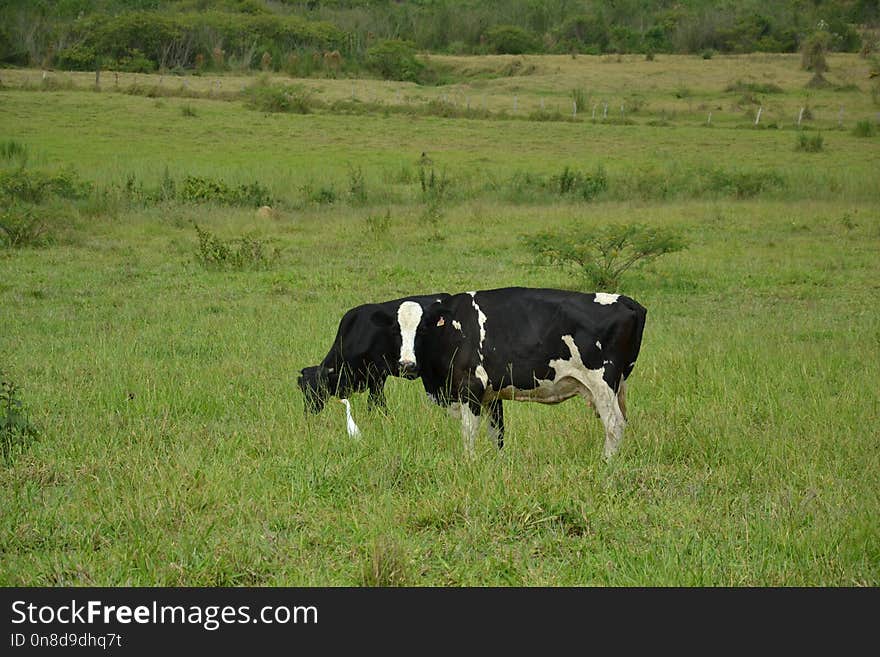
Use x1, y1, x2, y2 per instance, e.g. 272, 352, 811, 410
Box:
1, 53, 878, 585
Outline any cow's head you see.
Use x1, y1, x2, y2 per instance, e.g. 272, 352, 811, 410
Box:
369, 301, 424, 379
413, 301, 458, 374
298, 365, 334, 414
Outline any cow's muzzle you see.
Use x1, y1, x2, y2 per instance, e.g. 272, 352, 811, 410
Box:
398, 359, 418, 379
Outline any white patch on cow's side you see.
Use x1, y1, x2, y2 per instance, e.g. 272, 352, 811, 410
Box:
475, 364, 489, 387
595, 340, 602, 350
481, 334, 626, 458
468, 295, 487, 352
397, 301, 423, 365
452, 320, 462, 331
593, 293, 620, 305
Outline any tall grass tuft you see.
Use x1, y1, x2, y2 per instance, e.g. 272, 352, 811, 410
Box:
852, 120, 876, 138
795, 132, 824, 152
1, 373, 39, 466
0, 140, 29, 167
359, 538, 409, 586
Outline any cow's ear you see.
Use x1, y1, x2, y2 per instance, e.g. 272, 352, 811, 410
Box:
370, 310, 395, 327
424, 303, 452, 328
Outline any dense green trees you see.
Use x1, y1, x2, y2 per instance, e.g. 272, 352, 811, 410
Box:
0, 1, 872, 74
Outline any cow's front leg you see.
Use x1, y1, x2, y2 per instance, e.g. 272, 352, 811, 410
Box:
366, 376, 387, 411
487, 400, 504, 449
460, 401, 481, 457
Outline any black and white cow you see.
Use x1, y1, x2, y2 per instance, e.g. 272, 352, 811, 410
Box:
412, 287, 647, 459
298, 293, 451, 414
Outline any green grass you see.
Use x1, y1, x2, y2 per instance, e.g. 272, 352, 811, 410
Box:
1, 57, 879, 586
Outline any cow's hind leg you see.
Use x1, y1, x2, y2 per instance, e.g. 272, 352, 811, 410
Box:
487, 400, 504, 449
585, 380, 626, 460
617, 377, 627, 421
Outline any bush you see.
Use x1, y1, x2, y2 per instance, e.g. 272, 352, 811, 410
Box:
1, 373, 38, 466
704, 168, 785, 198
485, 25, 538, 55
0, 168, 91, 204
365, 39, 426, 83
0, 203, 49, 248
242, 80, 313, 113
795, 132, 824, 152
523, 222, 686, 290
194, 224, 280, 271
802, 31, 831, 75
551, 166, 608, 200
179, 176, 273, 207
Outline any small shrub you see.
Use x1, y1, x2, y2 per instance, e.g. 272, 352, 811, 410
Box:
348, 165, 367, 205
194, 224, 280, 271
523, 222, 686, 290
725, 80, 784, 94
419, 166, 450, 202
242, 79, 313, 113
485, 25, 538, 55
704, 168, 785, 199
179, 176, 273, 207
180, 104, 197, 117
0, 168, 91, 204
1, 373, 39, 466
0, 203, 49, 248
795, 132, 824, 152
852, 120, 876, 137
551, 165, 607, 200
570, 88, 587, 112
310, 186, 337, 204
802, 31, 831, 75
366, 209, 391, 238
365, 39, 426, 82
701, 49, 714, 60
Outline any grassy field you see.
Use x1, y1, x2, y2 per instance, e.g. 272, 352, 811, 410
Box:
1, 53, 879, 585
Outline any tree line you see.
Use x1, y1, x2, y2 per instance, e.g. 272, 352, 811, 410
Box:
0, 0, 874, 78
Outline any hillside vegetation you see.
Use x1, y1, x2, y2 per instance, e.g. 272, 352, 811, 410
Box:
0, 0, 876, 79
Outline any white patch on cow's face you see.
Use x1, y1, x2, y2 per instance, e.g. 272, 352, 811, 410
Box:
594, 293, 620, 305
452, 320, 462, 331
397, 301, 423, 365
595, 340, 602, 350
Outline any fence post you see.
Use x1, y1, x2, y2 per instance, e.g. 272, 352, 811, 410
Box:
754, 106, 762, 125
707, 112, 712, 126
603, 102, 608, 118
798, 107, 804, 127
573, 100, 577, 117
